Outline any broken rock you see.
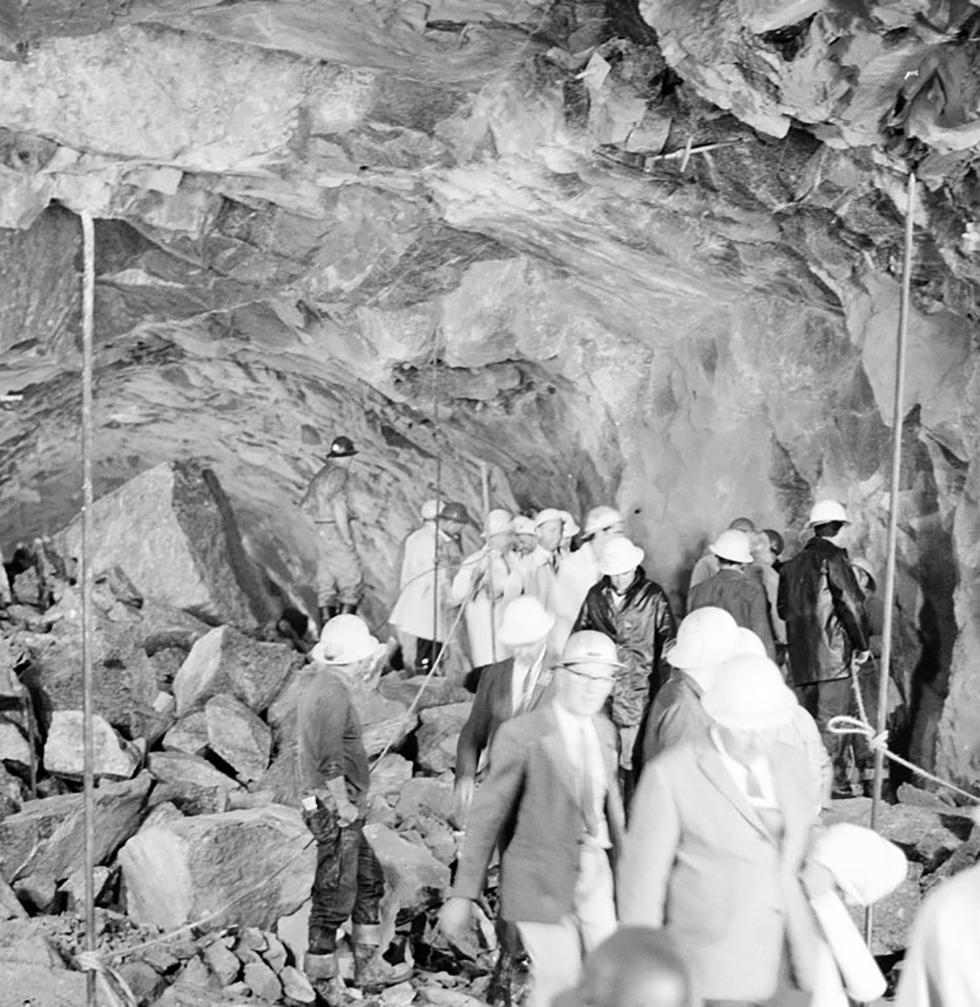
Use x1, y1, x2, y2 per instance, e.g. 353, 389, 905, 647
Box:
416, 702, 471, 775
119, 804, 315, 932
148, 749, 241, 794
0, 772, 150, 910
244, 958, 282, 1001
0, 716, 31, 772
163, 710, 210, 755
204, 692, 272, 781
53, 460, 279, 629
174, 625, 298, 716
379, 675, 472, 711
43, 710, 141, 780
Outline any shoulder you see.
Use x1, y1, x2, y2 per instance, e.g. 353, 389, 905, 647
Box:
498, 705, 552, 742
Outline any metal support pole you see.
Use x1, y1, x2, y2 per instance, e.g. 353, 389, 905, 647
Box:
80, 209, 98, 1007
864, 172, 916, 951
479, 462, 496, 661
430, 335, 442, 667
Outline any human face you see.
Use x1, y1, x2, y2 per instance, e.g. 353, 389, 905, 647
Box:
536, 519, 563, 553
609, 569, 636, 593
488, 530, 513, 552
555, 663, 615, 717
717, 724, 781, 765
516, 533, 538, 555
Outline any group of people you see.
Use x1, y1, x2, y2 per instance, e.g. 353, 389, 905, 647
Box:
295, 436, 961, 1007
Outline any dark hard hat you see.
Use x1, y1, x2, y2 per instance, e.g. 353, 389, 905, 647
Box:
440, 501, 475, 526
327, 436, 358, 458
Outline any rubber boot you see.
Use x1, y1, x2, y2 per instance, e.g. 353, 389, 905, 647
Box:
339, 602, 358, 615
303, 951, 344, 1006
351, 924, 411, 993
318, 605, 339, 632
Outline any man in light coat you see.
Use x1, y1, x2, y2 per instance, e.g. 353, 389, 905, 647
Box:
451, 508, 524, 682
441, 631, 625, 1007
389, 500, 468, 673
620, 654, 825, 1006
520, 508, 566, 612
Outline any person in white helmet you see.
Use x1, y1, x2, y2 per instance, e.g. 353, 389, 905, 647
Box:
519, 508, 566, 612
687, 529, 776, 660
389, 499, 467, 674
550, 506, 625, 653
297, 615, 410, 1001
777, 500, 870, 797
512, 515, 539, 557
441, 631, 625, 1007
454, 596, 558, 816
640, 606, 741, 764
575, 535, 676, 793
688, 516, 758, 593
621, 653, 826, 1006
451, 508, 524, 685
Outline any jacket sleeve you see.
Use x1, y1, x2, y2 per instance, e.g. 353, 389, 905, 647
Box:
455, 668, 496, 782
452, 719, 527, 901
617, 760, 680, 927
827, 551, 869, 652
651, 696, 708, 758
776, 566, 789, 622
652, 590, 677, 678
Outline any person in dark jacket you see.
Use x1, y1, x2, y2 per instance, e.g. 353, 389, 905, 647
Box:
687, 528, 776, 660
574, 536, 676, 792
777, 500, 869, 797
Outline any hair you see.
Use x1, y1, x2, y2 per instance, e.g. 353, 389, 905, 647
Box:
813, 521, 844, 538
728, 516, 756, 534
575, 927, 694, 1007
717, 556, 742, 568
762, 528, 784, 555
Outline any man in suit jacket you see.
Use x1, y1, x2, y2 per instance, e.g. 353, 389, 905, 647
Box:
454, 595, 557, 815
441, 631, 626, 1007
620, 654, 825, 1006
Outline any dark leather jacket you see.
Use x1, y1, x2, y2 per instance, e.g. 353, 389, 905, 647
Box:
574, 567, 677, 727
777, 537, 868, 687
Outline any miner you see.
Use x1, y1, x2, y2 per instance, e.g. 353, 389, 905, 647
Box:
300, 435, 362, 628
440, 631, 624, 1007
777, 500, 870, 797
297, 615, 410, 1000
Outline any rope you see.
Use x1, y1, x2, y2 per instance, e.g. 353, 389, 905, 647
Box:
75, 951, 138, 1007
828, 659, 980, 806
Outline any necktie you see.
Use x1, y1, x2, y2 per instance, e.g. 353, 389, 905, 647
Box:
579, 723, 600, 838
519, 661, 537, 713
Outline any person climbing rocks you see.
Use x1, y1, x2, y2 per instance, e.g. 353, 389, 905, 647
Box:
297, 615, 411, 1002
300, 435, 363, 629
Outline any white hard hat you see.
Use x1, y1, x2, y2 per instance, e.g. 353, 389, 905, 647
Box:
533, 508, 565, 528
483, 508, 514, 537
497, 596, 555, 647
810, 824, 907, 906
420, 499, 443, 521
559, 510, 580, 538
310, 615, 380, 665
807, 500, 850, 527
709, 528, 754, 564
702, 654, 798, 731
598, 536, 644, 576
559, 631, 624, 670
583, 506, 624, 536
667, 607, 741, 670
734, 628, 766, 657
513, 515, 536, 536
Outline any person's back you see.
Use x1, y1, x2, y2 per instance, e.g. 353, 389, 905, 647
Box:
688, 567, 775, 659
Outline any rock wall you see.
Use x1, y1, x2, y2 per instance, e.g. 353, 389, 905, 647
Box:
0, 0, 979, 786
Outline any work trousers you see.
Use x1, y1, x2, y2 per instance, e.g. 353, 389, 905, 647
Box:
516, 844, 617, 1007
797, 676, 871, 792
314, 523, 363, 607
415, 638, 444, 674
306, 812, 384, 953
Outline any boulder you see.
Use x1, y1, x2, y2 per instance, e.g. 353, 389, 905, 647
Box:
262, 931, 288, 972
204, 693, 272, 781
244, 958, 282, 1000
119, 804, 315, 932
140, 801, 185, 830
363, 822, 451, 949
416, 703, 471, 775
148, 750, 241, 794
53, 460, 279, 629
43, 710, 141, 779
0, 876, 27, 920
202, 937, 241, 985
0, 772, 150, 909
174, 625, 297, 715
163, 711, 210, 755
139, 599, 211, 655
276, 899, 310, 966
281, 964, 316, 1004
0, 717, 31, 772
59, 864, 112, 912
371, 754, 414, 802
2, 962, 88, 1006
379, 675, 472, 711
395, 778, 455, 824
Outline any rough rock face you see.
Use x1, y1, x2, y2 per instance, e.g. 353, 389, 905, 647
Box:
1, 0, 980, 786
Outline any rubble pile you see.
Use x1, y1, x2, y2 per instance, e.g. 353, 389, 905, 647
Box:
1, 470, 978, 1006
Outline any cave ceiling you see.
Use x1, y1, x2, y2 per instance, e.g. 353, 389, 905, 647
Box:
0, 0, 979, 601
